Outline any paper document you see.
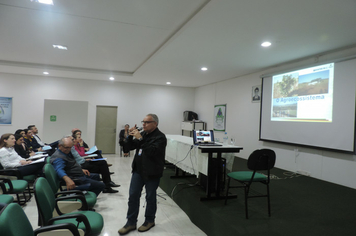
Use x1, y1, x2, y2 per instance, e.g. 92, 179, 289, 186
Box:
84, 154, 98, 158
85, 146, 98, 155
90, 158, 107, 162
28, 153, 48, 160
29, 157, 45, 164
42, 145, 52, 151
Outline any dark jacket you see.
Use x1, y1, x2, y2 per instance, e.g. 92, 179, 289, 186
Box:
14, 143, 30, 159
127, 128, 167, 178
23, 136, 42, 152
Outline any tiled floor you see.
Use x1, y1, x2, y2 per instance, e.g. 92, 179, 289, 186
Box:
22, 154, 206, 236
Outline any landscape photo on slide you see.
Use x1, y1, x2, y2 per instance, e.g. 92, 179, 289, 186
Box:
272, 69, 330, 119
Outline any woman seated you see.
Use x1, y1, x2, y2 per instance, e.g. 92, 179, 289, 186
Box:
14, 129, 25, 137
72, 130, 104, 159
72, 130, 89, 152
0, 133, 44, 177
71, 135, 119, 193
14, 134, 35, 159
119, 124, 130, 157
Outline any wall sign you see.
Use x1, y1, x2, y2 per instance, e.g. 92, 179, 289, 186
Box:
213, 104, 226, 131
0, 97, 13, 125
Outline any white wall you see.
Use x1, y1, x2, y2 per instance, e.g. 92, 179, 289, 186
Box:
195, 46, 356, 189
0, 74, 195, 153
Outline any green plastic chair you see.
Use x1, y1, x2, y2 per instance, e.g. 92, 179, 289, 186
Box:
34, 177, 104, 236
0, 163, 34, 198
0, 195, 13, 204
224, 149, 276, 219
0, 178, 30, 205
0, 181, 14, 204
0, 203, 80, 236
43, 164, 97, 210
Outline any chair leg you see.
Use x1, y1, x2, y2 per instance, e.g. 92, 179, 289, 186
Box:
244, 185, 249, 219
267, 184, 271, 217
224, 177, 231, 205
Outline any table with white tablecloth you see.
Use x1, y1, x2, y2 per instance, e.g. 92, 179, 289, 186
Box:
166, 135, 240, 175
165, 135, 243, 200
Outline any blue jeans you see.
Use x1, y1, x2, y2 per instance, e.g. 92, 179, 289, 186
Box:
126, 172, 160, 225
74, 173, 105, 196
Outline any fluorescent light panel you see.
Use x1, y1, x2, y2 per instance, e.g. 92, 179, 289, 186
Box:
31, 0, 54, 5
53, 45, 68, 50
261, 42, 272, 47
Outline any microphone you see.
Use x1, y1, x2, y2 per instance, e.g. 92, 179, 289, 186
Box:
137, 127, 143, 131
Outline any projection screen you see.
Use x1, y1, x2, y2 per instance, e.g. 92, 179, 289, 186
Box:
260, 58, 356, 152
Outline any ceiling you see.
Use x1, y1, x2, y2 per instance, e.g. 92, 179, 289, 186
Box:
0, 0, 356, 88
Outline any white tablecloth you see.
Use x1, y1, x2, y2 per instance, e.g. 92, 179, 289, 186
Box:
165, 135, 236, 176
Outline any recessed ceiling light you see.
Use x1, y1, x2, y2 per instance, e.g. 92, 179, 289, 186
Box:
31, 0, 54, 5
43, 72, 49, 75
166, 82, 171, 85
109, 77, 115, 81
261, 42, 272, 47
53, 44, 68, 50
201, 67, 208, 71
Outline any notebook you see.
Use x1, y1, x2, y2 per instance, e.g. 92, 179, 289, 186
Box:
193, 130, 222, 146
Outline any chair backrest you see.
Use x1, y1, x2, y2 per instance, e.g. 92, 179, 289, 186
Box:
247, 149, 276, 171
0, 203, 34, 236
43, 163, 61, 194
34, 177, 57, 226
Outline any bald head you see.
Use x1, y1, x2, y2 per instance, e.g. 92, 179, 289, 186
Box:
58, 137, 73, 154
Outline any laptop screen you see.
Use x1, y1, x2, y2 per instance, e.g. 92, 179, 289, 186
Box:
193, 130, 215, 144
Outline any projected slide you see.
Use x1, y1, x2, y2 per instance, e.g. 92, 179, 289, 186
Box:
271, 63, 334, 122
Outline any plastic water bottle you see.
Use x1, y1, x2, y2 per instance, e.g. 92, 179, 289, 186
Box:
223, 132, 228, 145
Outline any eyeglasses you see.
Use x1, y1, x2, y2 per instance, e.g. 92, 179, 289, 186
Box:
141, 121, 155, 124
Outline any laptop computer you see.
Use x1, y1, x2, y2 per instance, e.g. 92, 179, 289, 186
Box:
193, 130, 222, 146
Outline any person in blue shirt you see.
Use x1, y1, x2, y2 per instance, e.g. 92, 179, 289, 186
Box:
50, 137, 105, 196
70, 135, 119, 193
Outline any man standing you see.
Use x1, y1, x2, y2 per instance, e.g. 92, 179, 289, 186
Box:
50, 137, 105, 196
118, 114, 167, 235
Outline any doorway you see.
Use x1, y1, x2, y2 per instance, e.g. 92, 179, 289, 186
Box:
95, 106, 117, 154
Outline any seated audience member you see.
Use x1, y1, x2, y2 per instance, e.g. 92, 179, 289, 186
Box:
119, 124, 131, 157
23, 129, 42, 152
15, 129, 25, 137
71, 135, 119, 193
28, 125, 45, 147
0, 133, 44, 176
14, 134, 35, 159
28, 125, 57, 156
72, 129, 90, 151
50, 137, 105, 196
72, 130, 106, 160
